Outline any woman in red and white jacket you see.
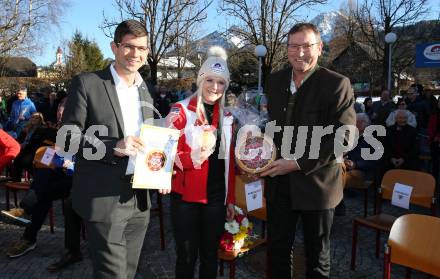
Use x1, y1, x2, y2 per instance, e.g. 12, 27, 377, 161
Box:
166, 46, 235, 279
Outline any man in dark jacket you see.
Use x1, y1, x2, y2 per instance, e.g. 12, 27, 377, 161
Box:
61, 20, 156, 279
383, 110, 418, 171
261, 23, 355, 279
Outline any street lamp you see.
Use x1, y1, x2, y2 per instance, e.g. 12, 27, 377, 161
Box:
254, 45, 267, 94
385, 32, 397, 92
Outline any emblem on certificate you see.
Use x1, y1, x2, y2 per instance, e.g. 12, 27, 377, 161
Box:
132, 125, 180, 189
235, 131, 276, 174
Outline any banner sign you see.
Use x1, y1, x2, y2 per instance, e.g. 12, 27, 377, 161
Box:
416, 43, 440, 68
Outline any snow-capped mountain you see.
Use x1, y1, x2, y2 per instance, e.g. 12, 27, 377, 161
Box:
310, 11, 346, 42
192, 26, 244, 53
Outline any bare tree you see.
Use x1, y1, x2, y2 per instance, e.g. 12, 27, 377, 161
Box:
331, 0, 361, 50
101, 0, 212, 85
353, 0, 429, 90
219, 0, 327, 82
0, 0, 67, 56
169, 11, 199, 80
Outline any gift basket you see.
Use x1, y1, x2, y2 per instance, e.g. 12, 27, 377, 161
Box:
225, 89, 276, 174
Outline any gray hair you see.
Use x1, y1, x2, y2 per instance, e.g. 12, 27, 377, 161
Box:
395, 109, 408, 118
356, 113, 370, 125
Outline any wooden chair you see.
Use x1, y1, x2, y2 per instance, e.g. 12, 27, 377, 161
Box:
350, 169, 436, 270
218, 175, 268, 279
344, 169, 374, 217
384, 214, 440, 278
3, 146, 56, 233
150, 191, 165, 250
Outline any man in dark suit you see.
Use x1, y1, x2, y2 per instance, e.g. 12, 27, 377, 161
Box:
371, 90, 395, 126
61, 20, 161, 279
261, 23, 355, 278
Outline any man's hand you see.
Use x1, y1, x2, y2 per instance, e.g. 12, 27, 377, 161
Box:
395, 158, 404, 167
114, 136, 145, 157
344, 159, 355, 170
259, 159, 300, 177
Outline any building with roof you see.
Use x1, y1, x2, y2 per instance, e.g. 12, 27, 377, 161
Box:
0, 57, 37, 77
157, 56, 196, 80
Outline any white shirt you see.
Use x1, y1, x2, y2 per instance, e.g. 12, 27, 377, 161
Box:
110, 64, 144, 174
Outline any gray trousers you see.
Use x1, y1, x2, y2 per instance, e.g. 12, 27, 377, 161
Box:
85, 196, 150, 279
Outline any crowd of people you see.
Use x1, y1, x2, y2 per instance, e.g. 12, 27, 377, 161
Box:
0, 19, 438, 279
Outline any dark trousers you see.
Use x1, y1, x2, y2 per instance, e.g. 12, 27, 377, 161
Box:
63, 197, 81, 255
171, 193, 226, 279
22, 169, 72, 243
12, 151, 34, 181
267, 194, 335, 279
84, 195, 150, 279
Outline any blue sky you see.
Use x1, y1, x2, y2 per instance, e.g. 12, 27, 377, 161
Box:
34, 0, 439, 66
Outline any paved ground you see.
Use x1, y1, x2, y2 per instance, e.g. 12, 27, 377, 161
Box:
0, 185, 437, 279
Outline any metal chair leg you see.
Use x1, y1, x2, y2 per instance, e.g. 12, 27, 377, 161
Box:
157, 194, 165, 250
376, 230, 381, 258
351, 221, 359, 270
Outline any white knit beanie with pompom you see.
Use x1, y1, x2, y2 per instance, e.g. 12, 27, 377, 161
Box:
196, 46, 230, 88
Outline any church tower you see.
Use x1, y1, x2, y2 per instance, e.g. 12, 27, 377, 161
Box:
55, 47, 63, 66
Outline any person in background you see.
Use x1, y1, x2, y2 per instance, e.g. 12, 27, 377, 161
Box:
353, 95, 365, 113
405, 86, 428, 130
383, 110, 418, 172
363, 97, 373, 120
5, 87, 37, 137
6, 93, 18, 116
166, 46, 235, 279
0, 95, 8, 126
38, 89, 59, 126
17, 112, 46, 148
10, 113, 56, 182
335, 113, 377, 216
4, 153, 76, 260
386, 98, 417, 128
0, 128, 20, 173
225, 91, 237, 107
154, 86, 172, 118
427, 97, 440, 183
371, 90, 395, 126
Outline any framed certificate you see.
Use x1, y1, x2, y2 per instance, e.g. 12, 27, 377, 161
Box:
132, 125, 180, 189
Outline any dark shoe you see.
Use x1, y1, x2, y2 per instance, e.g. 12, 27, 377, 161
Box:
47, 252, 83, 272
6, 239, 36, 258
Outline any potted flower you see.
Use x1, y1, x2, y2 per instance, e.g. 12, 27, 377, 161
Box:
220, 206, 253, 252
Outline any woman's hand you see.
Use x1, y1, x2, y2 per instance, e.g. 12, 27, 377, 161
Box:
226, 203, 235, 221
190, 147, 212, 167
158, 188, 171, 194
63, 160, 74, 169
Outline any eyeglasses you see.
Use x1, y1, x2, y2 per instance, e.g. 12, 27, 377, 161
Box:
116, 43, 149, 54
287, 42, 320, 52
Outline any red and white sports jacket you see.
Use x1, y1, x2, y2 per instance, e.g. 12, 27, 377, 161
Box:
167, 95, 235, 205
